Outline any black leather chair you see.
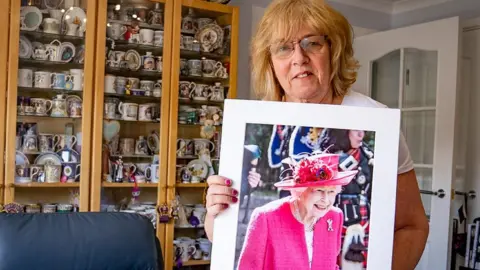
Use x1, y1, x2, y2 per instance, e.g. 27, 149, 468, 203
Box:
0, 212, 163, 270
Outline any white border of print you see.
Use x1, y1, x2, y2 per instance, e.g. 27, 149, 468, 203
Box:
211, 99, 401, 270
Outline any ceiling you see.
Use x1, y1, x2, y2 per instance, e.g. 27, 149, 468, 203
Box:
328, 0, 452, 14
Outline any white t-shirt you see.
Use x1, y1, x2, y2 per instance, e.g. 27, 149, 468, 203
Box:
341, 90, 414, 174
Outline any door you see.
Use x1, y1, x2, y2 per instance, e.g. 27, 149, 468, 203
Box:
5, 0, 96, 212
352, 16, 462, 270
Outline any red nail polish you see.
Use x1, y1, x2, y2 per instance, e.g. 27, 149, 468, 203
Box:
232, 197, 238, 203
232, 189, 238, 196
225, 179, 232, 186
224, 204, 229, 208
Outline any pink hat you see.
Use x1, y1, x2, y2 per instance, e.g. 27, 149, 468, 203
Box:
274, 152, 357, 190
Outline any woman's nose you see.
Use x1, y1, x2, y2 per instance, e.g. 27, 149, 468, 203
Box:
292, 43, 309, 66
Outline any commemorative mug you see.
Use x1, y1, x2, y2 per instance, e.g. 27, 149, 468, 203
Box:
120, 138, 135, 155
44, 164, 61, 183
138, 103, 156, 121
118, 102, 138, 121
193, 138, 215, 155
104, 74, 116, 93
190, 84, 211, 100
69, 69, 84, 91
62, 162, 81, 182
38, 133, 55, 152
145, 164, 160, 183
187, 59, 202, 77
54, 134, 77, 151
179, 81, 196, 100
18, 69, 33, 87
30, 98, 53, 116
201, 59, 222, 78
34, 71, 51, 88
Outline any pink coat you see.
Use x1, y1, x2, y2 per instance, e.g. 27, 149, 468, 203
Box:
237, 197, 343, 270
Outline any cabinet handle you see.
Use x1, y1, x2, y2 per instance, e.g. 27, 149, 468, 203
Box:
420, 189, 445, 198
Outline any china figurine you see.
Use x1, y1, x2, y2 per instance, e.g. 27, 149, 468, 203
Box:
200, 119, 216, 140
158, 203, 171, 223
170, 197, 180, 220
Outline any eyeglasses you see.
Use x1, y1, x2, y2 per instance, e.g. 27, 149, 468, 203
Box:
269, 35, 329, 59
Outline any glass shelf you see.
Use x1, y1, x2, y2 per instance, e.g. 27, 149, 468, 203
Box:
19, 59, 84, 69
18, 87, 83, 95
105, 67, 162, 79
180, 49, 229, 60
20, 30, 85, 44
104, 92, 161, 102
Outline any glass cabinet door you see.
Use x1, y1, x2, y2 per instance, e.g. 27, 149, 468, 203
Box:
90, 0, 173, 253
165, 0, 238, 268
0, 0, 11, 209
5, 0, 96, 213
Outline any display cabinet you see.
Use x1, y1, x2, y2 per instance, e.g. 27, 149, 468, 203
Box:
0, 0, 11, 208
5, 0, 97, 212
164, 0, 238, 268
89, 0, 174, 259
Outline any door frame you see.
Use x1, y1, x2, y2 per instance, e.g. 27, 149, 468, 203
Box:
0, 0, 10, 207
352, 16, 462, 269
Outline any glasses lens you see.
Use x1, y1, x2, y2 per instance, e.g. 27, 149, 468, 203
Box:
271, 43, 294, 58
300, 36, 327, 53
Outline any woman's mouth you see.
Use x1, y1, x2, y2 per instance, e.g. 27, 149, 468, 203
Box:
294, 71, 313, 79
314, 204, 327, 211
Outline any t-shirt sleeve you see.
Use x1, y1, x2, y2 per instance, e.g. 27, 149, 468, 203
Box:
397, 131, 414, 174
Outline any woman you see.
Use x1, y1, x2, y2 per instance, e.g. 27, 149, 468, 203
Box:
205, 0, 429, 269
237, 153, 356, 269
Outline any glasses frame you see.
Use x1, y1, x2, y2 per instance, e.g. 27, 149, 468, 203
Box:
269, 35, 329, 59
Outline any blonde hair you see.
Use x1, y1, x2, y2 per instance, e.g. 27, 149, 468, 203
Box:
250, 0, 360, 101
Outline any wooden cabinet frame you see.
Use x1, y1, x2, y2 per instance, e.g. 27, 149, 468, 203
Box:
0, 0, 11, 207
5, 0, 97, 211
164, 0, 239, 268
90, 0, 174, 260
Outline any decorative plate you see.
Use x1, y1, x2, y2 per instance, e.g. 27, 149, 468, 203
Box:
125, 49, 142, 71
20, 6, 42, 31
15, 151, 29, 165
34, 152, 63, 165
62, 7, 87, 34
186, 159, 208, 179
59, 42, 76, 62
57, 148, 80, 163
195, 23, 224, 52
19, 35, 33, 59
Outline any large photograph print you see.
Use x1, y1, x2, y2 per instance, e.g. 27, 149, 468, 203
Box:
211, 100, 401, 270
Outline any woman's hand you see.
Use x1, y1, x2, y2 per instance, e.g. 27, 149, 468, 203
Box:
204, 175, 239, 241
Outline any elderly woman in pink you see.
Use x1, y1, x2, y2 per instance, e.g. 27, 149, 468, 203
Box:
237, 152, 357, 269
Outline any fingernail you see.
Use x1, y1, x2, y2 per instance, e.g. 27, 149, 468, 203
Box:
224, 204, 229, 208
232, 189, 238, 196
232, 197, 238, 203
225, 179, 232, 186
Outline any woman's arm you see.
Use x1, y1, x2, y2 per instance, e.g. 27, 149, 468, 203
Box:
391, 169, 429, 270
237, 207, 268, 269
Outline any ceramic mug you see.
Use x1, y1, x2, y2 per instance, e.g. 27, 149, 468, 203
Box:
69, 69, 84, 91
140, 29, 154, 45
62, 162, 81, 182
18, 69, 33, 87
34, 71, 51, 88
54, 134, 77, 151
187, 59, 202, 76
138, 103, 155, 121
30, 98, 53, 116
120, 138, 135, 155
42, 18, 60, 34
179, 81, 196, 100
190, 84, 211, 100
118, 102, 138, 121
193, 138, 215, 155
201, 59, 222, 78
38, 133, 55, 152
104, 74, 116, 93
145, 164, 160, 183
44, 164, 61, 183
